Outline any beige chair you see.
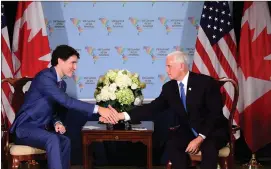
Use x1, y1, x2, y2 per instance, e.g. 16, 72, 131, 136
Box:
166, 77, 240, 169
1, 77, 46, 169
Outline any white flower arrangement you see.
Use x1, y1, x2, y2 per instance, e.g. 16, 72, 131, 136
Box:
94, 69, 146, 112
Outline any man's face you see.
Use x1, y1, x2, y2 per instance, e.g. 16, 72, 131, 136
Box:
58, 55, 78, 77
166, 56, 182, 80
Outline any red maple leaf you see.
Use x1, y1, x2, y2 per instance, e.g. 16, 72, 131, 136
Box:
14, 21, 51, 77
239, 22, 271, 81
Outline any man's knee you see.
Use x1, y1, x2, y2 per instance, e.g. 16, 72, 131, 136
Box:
201, 141, 218, 157
165, 140, 176, 152
63, 136, 71, 147
165, 139, 185, 156
46, 134, 60, 147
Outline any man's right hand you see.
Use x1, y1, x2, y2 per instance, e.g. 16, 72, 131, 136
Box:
99, 112, 125, 123
107, 106, 125, 121
98, 105, 119, 124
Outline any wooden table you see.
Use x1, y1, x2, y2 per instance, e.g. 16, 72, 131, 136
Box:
81, 121, 154, 169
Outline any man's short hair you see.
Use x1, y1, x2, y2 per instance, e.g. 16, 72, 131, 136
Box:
51, 45, 80, 66
167, 51, 188, 64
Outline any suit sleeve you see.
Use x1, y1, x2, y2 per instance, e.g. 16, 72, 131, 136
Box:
52, 114, 62, 126
198, 79, 224, 137
36, 74, 95, 118
128, 84, 169, 123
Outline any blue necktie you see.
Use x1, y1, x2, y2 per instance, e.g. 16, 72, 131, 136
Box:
179, 82, 198, 137
58, 81, 63, 89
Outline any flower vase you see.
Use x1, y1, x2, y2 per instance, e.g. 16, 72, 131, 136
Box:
106, 120, 131, 130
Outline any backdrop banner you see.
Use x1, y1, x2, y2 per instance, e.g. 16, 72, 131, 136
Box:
42, 1, 203, 100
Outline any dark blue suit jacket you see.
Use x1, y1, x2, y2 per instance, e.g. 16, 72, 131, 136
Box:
10, 67, 95, 138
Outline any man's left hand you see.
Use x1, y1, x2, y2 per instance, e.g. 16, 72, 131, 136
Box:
99, 116, 108, 123
55, 122, 66, 134
185, 136, 204, 154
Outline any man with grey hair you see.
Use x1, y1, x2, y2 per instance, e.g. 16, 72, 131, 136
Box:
103, 51, 229, 169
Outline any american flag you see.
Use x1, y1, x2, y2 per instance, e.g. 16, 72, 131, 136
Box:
192, 1, 239, 138
1, 3, 16, 125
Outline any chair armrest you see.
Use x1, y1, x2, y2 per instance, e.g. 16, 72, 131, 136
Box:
1, 125, 10, 156
168, 125, 180, 131
232, 125, 241, 134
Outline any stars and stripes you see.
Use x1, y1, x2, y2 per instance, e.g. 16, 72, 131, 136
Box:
1, 3, 16, 125
192, 1, 240, 138
200, 1, 233, 45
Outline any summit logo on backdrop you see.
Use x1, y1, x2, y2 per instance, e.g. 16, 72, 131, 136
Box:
85, 46, 111, 63
143, 46, 170, 63
188, 16, 199, 30
70, 18, 83, 35
115, 46, 140, 64
72, 74, 97, 92
85, 46, 99, 64
45, 18, 66, 36
172, 45, 195, 58
129, 17, 154, 35
158, 17, 184, 34
99, 18, 125, 35
70, 18, 96, 35
72, 75, 84, 92
172, 45, 195, 69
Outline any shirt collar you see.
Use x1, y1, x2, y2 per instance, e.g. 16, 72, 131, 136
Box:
54, 67, 62, 82
177, 71, 189, 87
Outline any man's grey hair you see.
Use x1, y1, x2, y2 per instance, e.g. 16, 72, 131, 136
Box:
167, 51, 188, 64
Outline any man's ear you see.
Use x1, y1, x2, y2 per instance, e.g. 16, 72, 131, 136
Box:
180, 62, 184, 70
58, 58, 64, 65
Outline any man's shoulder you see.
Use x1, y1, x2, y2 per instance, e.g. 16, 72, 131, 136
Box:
190, 72, 215, 83
35, 67, 55, 80
162, 80, 177, 89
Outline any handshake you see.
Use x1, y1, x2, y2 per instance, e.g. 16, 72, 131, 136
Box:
98, 105, 125, 124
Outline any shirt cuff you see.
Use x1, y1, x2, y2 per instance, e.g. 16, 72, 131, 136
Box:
123, 112, 131, 121
93, 105, 99, 114
199, 133, 206, 139
54, 121, 62, 126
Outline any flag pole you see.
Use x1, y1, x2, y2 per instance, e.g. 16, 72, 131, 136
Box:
242, 153, 262, 168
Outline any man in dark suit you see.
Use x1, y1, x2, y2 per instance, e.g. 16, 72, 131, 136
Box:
10, 45, 118, 169
103, 51, 229, 169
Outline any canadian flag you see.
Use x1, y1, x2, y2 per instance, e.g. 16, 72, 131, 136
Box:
238, 2, 271, 152
12, 1, 51, 78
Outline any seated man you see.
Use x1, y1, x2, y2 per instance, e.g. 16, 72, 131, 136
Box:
104, 51, 229, 169
10, 45, 118, 169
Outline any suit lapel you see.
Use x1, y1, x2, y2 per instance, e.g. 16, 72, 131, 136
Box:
49, 66, 58, 82
50, 67, 67, 92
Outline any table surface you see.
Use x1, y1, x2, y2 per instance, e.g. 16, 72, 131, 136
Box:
82, 121, 154, 132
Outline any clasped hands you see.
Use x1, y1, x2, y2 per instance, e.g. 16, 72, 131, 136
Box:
98, 105, 124, 124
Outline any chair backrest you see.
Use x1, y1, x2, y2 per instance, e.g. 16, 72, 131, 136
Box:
216, 77, 239, 146
1, 77, 33, 128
